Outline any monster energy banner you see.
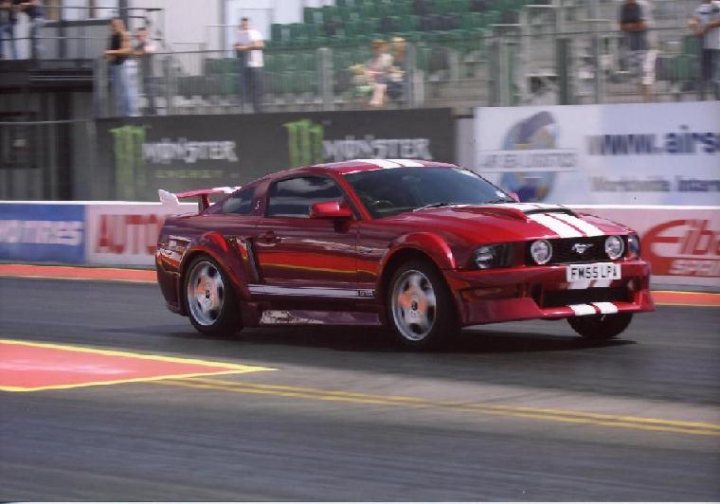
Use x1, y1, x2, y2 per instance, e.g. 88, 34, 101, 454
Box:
95, 109, 453, 200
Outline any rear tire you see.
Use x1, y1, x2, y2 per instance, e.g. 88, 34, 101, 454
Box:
386, 260, 459, 349
183, 255, 241, 336
568, 312, 633, 340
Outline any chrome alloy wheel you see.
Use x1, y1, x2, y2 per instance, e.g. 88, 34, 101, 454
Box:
186, 260, 225, 326
391, 269, 437, 341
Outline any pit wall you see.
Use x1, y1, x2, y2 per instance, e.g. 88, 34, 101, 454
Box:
1, 202, 718, 290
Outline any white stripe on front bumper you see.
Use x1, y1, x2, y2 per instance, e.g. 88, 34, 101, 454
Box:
568, 304, 598, 316
592, 302, 619, 314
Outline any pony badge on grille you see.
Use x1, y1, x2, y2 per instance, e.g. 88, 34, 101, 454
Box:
572, 242, 595, 255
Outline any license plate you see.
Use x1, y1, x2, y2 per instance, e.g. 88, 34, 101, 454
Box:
566, 262, 621, 282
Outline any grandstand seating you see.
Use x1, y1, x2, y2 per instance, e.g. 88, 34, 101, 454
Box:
175, 0, 702, 110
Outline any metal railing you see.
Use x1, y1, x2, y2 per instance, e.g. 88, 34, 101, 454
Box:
90, 22, 709, 118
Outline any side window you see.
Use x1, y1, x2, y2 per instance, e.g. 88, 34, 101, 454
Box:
221, 188, 255, 215
267, 176, 343, 218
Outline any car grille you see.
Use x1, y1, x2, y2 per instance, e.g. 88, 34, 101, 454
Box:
539, 287, 632, 308
525, 236, 624, 265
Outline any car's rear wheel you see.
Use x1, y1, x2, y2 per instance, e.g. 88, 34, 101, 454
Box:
387, 260, 458, 349
567, 312, 633, 340
184, 255, 241, 336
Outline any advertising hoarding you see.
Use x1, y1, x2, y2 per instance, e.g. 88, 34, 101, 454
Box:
96, 108, 455, 201
0, 203, 86, 264
85, 203, 195, 266
474, 102, 720, 205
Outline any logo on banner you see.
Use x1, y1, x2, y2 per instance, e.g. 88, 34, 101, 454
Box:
285, 119, 325, 167
284, 118, 434, 166
645, 219, 719, 277
478, 111, 579, 202
110, 125, 147, 201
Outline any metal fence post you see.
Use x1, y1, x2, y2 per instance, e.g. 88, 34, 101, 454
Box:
556, 37, 573, 105
318, 47, 334, 111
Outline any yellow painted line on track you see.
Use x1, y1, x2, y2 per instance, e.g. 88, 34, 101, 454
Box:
158, 377, 720, 437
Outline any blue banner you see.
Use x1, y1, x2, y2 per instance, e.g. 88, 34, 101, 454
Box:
0, 204, 86, 264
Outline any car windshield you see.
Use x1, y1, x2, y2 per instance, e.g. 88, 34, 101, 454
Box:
344, 166, 513, 218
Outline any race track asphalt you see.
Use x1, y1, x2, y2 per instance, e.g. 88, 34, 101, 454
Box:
1, 277, 719, 501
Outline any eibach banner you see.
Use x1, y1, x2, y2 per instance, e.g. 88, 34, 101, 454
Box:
572, 206, 720, 287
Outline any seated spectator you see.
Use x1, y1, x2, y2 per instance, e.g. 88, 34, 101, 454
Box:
387, 37, 407, 101
365, 39, 393, 107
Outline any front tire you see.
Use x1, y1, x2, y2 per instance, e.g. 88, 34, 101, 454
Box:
386, 260, 458, 349
184, 255, 241, 336
568, 312, 633, 340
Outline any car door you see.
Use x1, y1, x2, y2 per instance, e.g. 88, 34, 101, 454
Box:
252, 175, 360, 298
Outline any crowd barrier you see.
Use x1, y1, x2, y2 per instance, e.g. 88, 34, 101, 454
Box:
1, 201, 718, 290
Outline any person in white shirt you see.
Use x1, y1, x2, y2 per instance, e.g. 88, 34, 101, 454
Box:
689, 0, 720, 99
234, 17, 264, 113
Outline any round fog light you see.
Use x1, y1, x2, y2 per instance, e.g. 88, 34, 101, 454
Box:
530, 239, 552, 265
605, 235, 625, 260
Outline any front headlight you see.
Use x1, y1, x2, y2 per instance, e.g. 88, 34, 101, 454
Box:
472, 244, 510, 269
530, 239, 552, 265
627, 233, 641, 258
605, 235, 625, 260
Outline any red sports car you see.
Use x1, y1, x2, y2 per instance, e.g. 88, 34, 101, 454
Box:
156, 159, 654, 348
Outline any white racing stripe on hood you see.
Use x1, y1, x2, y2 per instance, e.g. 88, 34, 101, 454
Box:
528, 213, 584, 238
354, 159, 402, 169
388, 159, 425, 167
551, 213, 604, 237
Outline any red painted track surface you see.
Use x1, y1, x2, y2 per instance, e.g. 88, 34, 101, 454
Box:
0, 339, 270, 392
0, 263, 718, 307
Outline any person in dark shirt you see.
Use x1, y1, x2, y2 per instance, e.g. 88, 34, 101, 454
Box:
619, 0, 657, 102
0, 0, 18, 59
20, 0, 43, 58
104, 17, 136, 117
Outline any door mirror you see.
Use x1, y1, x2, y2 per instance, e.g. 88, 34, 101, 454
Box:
310, 200, 353, 219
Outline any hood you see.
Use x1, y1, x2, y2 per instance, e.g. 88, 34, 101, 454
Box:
386, 203, 632, 243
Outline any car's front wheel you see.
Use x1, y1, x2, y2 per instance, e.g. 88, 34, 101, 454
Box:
387, 260, 458, 349
184, 255, 241, 336
567, 312, 633, 340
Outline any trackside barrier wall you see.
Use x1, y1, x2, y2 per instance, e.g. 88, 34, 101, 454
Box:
1, 202, 718, 290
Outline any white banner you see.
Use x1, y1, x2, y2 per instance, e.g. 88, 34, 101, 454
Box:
86, 203, 196, 266
571, 206, 720, 289
474, 102, 720, 205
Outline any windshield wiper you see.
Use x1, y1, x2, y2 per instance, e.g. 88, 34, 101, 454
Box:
413, 202, 452, 212
485, 198, 513, 204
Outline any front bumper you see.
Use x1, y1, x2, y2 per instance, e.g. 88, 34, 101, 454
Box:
444, 259, 654, 326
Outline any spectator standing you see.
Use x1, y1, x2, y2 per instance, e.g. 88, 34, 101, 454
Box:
689, 0, 720, 100
366, 39, 393, 107
20, 0, 44, 59
104, 17, 137, 117
0, 0, 18, 59
234, 17, 264, 113
619, 0, 657, 102
133, 26, 157, 114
